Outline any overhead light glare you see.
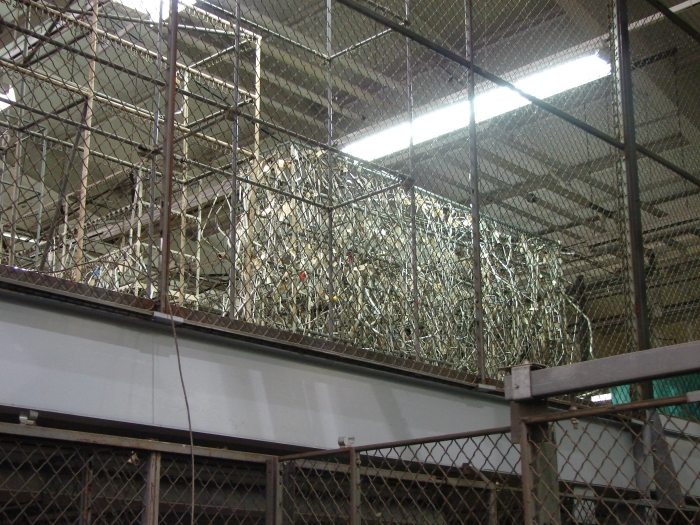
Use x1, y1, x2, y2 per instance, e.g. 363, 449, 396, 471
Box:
591, 393, 612, 403
0, 86, 16, 112
342, 54, 611, 161
113, 0, 195, 21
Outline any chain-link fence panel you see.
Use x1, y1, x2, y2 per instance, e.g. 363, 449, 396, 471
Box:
474, 83, 633, 375
522, 392, 700, 525
0, 0, 171, 302
469, 0, 618, 138
0, 423, 269, 524
159, 453, 267, 524
625, 0, 700, 358
277, 428, 523, 525
628, 0, 700, 174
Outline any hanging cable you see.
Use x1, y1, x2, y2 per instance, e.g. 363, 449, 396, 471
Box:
166, 296, 195, 525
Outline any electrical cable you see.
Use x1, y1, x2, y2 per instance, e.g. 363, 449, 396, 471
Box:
166, 297, 195, 525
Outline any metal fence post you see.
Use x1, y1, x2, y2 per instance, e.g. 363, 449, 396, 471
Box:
146, 0, 165, 300
79, 451, 93, 525
612, 0, 652, 386
141, 452, 161, 525
266, 457, 280, 525
158, 0, 180, 312
487, 486, 498, 525
228, 0, 241, 319
465, 0, 484, 381
281, 461, 296, 525
72, 0, 98, 281
405, 0, 420, 359
511, 398, 559, 525
326, 0, 335, 341
349, 448, 361, 525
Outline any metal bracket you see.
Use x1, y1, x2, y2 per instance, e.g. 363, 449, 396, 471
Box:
224, 107, 241, 121
502, 362, 546, 401
19, 409, 38, 426
152, 311, 184, 325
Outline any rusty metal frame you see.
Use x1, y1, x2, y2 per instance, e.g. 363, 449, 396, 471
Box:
0, 421, 270, 462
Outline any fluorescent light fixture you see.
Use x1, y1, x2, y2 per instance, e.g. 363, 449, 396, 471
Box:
2, 231, 36, 243
342, 54, 611, 161
0, 86, 16, 112
591, 392, 612, 403
113, 0, 194, 21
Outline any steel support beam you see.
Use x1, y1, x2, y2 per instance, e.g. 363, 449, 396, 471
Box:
141, 452, 161, 525
504, 340, 700, 400
465, 0, 484, 382
642, 0, 700, 44
158, 0, 179, 311
614, 0, 652, 379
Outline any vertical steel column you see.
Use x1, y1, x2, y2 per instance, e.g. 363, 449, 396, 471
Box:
178, 71, 190, 304
326, 0, 335, 340
613, 0, 651, 368
228, 0, 241, 319
8, 6, 30, 267
158, 0, 180, 311
348, 448, 361, 525
79, 451, 93, 525
34, 130, 47, 261
133, 167, 143, 295
406, 0, 420, 359
147, 0, 166, 299
0, 145, 6, 262
141, 452, 161, 525
266, 457, 280, 525
512, 398, 560, 525
73, 0, 99, 280
465, 0, 485, 381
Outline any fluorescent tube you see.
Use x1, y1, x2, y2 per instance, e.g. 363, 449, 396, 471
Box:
342, 54, 611, 161
0, 86, 16, 112
112, 0, 194, 21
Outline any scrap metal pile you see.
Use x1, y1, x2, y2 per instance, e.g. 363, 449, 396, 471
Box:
36, 141, 590, 374
179, 142, 588, 374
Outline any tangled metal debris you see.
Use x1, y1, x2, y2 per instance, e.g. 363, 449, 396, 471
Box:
26, 140, 591, 375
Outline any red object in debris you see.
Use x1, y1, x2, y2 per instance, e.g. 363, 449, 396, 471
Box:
300, 271, 306, 282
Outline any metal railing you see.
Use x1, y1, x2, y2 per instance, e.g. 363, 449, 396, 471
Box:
0, 422, 269, 524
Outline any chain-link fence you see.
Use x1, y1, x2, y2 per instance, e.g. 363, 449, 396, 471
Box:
276, 428, 523, 525
1, 0, 698, 384
520, 392, 700, 525
1, 363, 699, 525
0, 422, 268, 524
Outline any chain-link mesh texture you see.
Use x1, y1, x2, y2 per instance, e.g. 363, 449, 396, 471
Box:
0, 427, 267, 524
278, 430, 523, 525
523, 396, 700, 525
0, 0, 698, 384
